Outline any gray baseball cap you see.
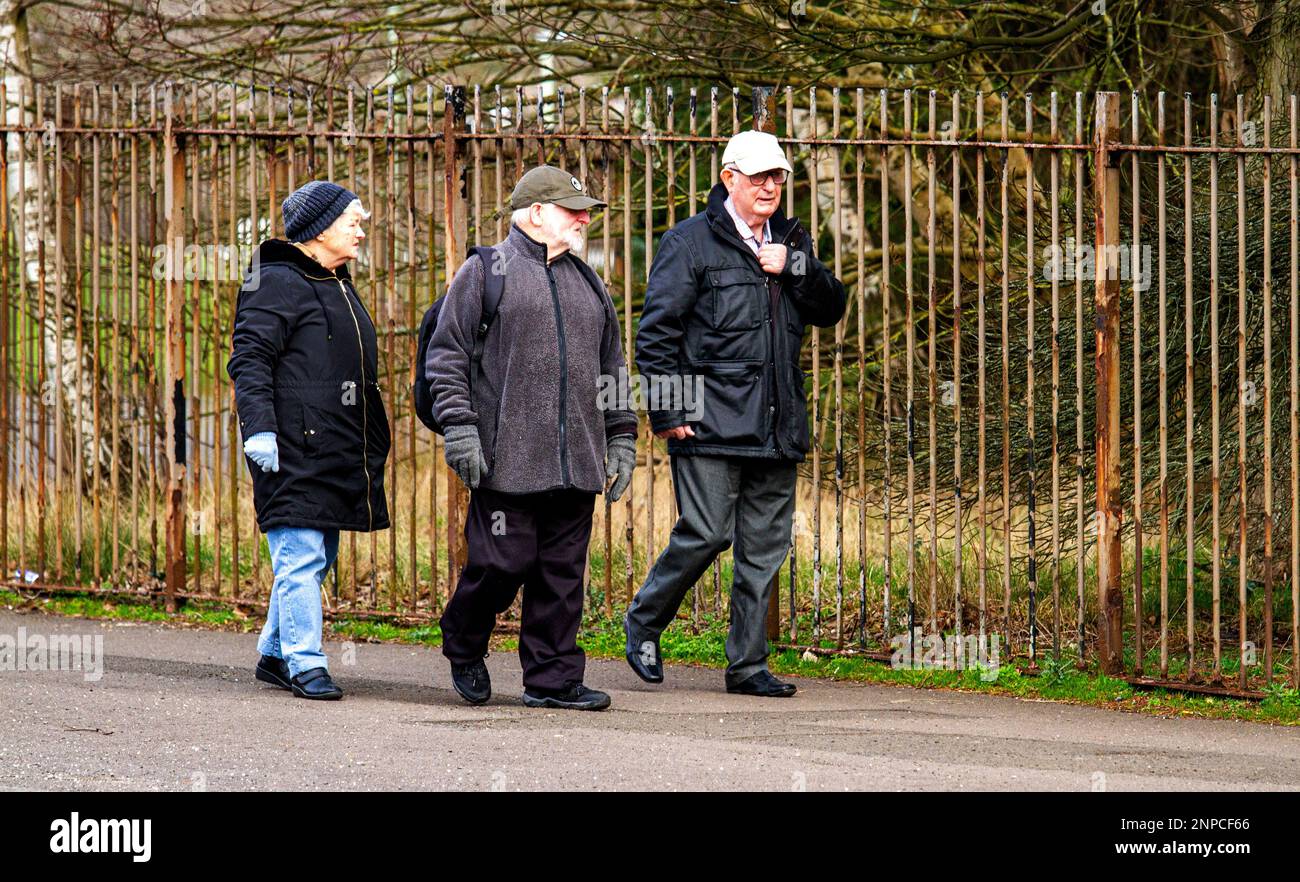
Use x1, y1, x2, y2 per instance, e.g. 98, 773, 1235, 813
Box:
509, 165, 607, 211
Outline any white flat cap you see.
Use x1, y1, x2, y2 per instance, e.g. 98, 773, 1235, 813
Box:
720, 130, 793, 176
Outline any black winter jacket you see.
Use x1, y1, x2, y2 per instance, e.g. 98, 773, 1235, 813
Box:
635, 182, 847, 460
227, 239, 391, 532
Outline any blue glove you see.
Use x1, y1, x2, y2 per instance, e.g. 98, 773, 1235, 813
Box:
244, 431, 279, 473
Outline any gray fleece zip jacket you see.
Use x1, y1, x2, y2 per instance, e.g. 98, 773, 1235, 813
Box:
426, 224, 638, 495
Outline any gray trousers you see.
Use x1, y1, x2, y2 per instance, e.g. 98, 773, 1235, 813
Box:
626, 454, 797, 685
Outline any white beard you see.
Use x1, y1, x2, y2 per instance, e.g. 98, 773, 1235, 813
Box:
561, 228, 586, 255
542, 211, 586, 255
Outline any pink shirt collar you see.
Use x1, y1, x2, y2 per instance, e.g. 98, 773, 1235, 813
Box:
723, 195, 771, 255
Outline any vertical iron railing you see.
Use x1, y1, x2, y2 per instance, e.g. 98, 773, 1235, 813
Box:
1, 82, 1298, 693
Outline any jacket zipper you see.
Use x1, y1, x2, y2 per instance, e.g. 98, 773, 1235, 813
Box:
768, 220, 804, 458
759, 221, 800, 460
307, 270, 375, 531
544, 261, 570, 485
711, 216, 802, 456
721, 218, 800, 458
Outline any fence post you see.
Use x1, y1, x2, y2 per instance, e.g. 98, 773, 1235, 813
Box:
1093, 92, 1124, 674
163, 83, 187, 613
753, 84, 783, 643
0, 83, 9, 578
443, 85, 469, 591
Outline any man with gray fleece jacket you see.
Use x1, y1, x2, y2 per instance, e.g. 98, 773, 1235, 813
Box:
426, 165, 638, 711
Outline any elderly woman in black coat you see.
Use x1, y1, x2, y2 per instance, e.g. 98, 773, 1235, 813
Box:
227, 181, 390, 701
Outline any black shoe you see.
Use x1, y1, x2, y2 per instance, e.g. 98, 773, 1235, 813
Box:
254, 654, 292, 691
450, 659, 491, 705
290, 667, 343, 700
624, 614, 663, 684
522, 681, 611, 711
726, 670, 797, 698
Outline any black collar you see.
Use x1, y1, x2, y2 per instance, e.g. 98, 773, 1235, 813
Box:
253, 238, 354, 281
508, 222, 569, 266
705, 181, 800, 252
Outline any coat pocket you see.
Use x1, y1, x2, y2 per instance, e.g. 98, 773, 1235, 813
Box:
365, 381, 391, 461
787, 363, 811, 454
300, 398, 350, 470
300, 402, 319, 453
297, 386, 363, 472
694, 360, 768, 447
485, 393, 504, 473
707, 266, 763, 331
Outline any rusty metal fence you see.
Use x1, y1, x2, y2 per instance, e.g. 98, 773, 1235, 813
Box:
2, 80, 1298, 694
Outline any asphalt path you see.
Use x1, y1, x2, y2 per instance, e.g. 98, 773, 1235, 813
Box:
2, 609, 1297, 791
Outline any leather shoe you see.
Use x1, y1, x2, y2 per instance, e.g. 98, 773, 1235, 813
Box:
522, 681, 611, 711
254, 654, 291, 691
290, 667, 343, 700
450, 659, 491, 705
623, 614, 663, 684
726, 670, 796, 697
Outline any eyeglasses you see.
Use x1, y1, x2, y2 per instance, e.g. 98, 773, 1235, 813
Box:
725, 165, 788, 187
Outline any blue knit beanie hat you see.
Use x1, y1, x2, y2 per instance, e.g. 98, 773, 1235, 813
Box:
282, 180, 359, 242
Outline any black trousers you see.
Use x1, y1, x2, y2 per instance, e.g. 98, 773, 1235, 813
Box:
440, 486, 596, 690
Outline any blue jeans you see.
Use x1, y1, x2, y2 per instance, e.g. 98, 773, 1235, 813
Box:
257, 527, 340, 678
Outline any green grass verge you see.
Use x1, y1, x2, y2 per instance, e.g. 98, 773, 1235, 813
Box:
3, 587, 1298, 725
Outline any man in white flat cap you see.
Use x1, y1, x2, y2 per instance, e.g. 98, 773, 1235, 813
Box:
625, 130, 846, 696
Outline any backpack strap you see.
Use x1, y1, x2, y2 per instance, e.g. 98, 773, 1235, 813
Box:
568, 254, 617, 327
468, 245, 504, 370
468, 247, 604, 364
472, 245, 506, 333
